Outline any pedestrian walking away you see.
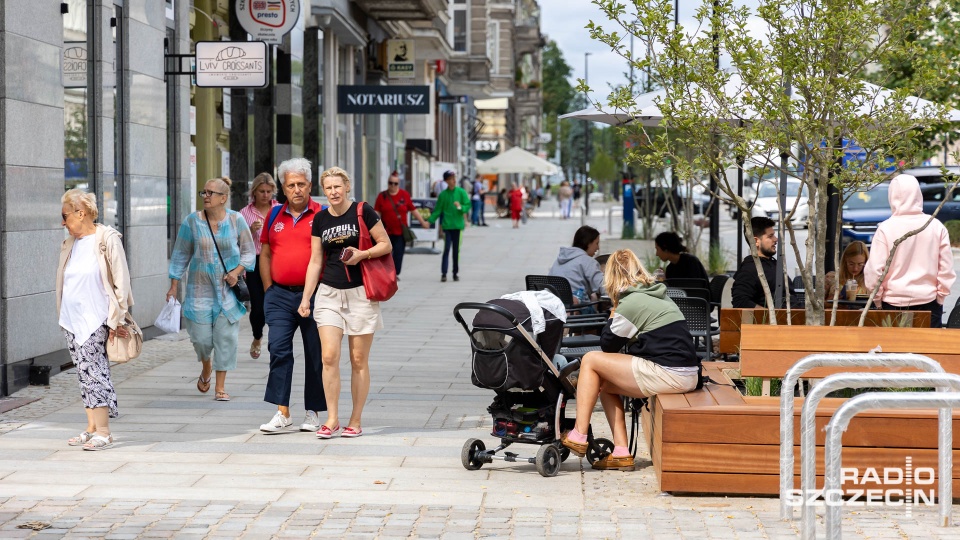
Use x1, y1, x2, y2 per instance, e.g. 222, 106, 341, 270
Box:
239, 172, 280, 360
168, 177, 256, 403
373, 171, 430, 277
864, 173, 956, 327
258, 158, 328, 433
300, 166, 393, 439
509, 183, 524, 228
558, 180, 573, 220
471, 174, 487, 226
56, 189, 133, 451
428, 170, 471, 281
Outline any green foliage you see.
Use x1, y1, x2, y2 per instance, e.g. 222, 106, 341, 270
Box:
707, 243, 729, 276
744, 377, 783, 397
944, 220, 960, 246
590, 152, 618, 184
584, 0, 953, 325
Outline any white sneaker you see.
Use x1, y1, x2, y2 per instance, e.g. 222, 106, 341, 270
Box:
259, 411, 293, 433
300, 410, 321, 432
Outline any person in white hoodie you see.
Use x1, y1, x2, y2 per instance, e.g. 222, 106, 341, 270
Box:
863, 173, 956, 328
549, 226, 604, 307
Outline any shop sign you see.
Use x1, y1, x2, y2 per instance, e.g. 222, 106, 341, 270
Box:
386, 39, 415, 79
338, 85, 430, 114
475, 140, 499, 152
235, 0, 300, 45
195, 41, 268, 88
62, 42, 88, 88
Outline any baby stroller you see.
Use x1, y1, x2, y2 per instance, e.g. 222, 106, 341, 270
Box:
453, 298, 614, 477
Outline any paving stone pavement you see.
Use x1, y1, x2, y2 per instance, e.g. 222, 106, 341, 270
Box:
2, 203, 960, 538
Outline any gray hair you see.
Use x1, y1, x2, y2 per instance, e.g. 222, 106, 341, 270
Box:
277, 158, 312, 185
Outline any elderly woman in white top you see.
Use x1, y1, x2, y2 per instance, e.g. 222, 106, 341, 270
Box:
55, 189, 134, 451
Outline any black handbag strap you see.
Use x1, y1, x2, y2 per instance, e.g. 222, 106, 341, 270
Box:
204, 211, 231, 275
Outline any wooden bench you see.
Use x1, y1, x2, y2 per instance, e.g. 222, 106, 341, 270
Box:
719, 308, 930, 355
640, 326, 960, 496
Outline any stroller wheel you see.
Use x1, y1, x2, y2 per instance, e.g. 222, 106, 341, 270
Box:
586, 437, 614, 465
461, 438, 486, 471
536, 444, 562, 477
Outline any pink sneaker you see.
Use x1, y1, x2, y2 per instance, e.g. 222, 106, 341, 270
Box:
316, 423, 341, 439
341, 426, 363, 438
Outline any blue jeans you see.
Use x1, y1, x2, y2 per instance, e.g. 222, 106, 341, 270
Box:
471, 199, 483, 225
442, 229, 461, 277
389, 234, 406, 275
263, 285, 326, 410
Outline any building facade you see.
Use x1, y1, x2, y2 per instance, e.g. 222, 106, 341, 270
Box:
0, 0, 542, 396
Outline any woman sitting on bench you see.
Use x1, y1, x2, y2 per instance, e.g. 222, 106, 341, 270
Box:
561, 249, 701, 470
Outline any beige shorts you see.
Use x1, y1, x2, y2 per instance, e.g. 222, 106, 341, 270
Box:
313, 283, 384, 335
631, 357, 699, 396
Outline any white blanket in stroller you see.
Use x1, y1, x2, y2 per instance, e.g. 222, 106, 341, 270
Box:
499, 290, 567, 335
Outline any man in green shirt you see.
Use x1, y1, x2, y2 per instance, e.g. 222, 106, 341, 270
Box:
427, 170, 470, 282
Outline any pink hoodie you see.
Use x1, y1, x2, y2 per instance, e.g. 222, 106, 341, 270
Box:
863, 174, 955, 306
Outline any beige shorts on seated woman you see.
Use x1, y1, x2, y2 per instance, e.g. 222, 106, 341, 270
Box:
631, 357, 699, 396
313, 283, 384, 335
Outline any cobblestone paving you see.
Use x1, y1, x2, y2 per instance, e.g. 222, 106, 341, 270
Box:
3, 205, 960, 539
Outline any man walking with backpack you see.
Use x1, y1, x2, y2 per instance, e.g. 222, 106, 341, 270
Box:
257, 157, 327, 434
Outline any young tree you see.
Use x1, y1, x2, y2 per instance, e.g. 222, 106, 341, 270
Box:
586, 0, 953, 324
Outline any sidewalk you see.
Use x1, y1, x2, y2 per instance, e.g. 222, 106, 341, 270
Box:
0, 204, 956, 539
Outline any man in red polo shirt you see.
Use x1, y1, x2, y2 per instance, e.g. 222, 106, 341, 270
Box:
258, 157, 326, 433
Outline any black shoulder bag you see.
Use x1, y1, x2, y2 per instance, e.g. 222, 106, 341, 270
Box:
205, 212, 251, 303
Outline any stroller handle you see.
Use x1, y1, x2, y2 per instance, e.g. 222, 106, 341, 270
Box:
452, 302, 520, 328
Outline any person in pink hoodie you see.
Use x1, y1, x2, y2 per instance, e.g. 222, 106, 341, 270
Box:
863, 173, 956, 327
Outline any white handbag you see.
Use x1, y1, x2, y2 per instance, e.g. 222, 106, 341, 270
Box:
154, 297, 182, 334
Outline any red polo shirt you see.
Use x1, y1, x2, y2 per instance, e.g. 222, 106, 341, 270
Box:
260, 200, 321, 286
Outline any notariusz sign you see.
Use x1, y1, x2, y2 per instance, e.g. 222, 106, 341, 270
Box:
337, 85, 430, 114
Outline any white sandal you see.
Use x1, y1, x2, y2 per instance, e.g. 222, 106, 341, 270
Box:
68, 431, 93, 446
82, 434, 114, 451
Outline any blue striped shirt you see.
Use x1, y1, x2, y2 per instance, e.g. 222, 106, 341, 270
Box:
169, 211, 256, 324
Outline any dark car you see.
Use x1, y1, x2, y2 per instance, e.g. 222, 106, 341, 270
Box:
634, 184, 709, 217
841, 169, 960, 250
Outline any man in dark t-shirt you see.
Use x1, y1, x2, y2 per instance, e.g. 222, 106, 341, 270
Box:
731, 216, 779, 308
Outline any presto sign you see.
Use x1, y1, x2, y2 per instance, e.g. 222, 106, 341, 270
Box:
236, 0, 300, 45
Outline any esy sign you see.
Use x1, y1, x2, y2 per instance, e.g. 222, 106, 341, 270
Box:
195, 41, 268, 88
784, 457, 936, 516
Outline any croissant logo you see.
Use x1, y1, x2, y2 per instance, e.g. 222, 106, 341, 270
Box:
215, 47, 246, 62
250, 0, 286, 28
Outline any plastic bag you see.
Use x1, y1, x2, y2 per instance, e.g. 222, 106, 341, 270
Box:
155, 297, 182, 334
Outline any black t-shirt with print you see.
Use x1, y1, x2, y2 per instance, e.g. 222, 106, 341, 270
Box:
312, 202, 381, 289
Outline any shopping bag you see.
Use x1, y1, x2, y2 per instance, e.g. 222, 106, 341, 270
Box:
155, 297, 182, 334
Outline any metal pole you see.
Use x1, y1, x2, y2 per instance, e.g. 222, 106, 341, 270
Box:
799, 372, 960, 539
584, 52, 591, 217
776, 74, 791, 307
708, 1, 720, 253
778, 353, 945, 521
824, 393, 959, 538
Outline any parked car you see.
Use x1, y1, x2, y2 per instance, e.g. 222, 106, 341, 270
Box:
750, 179, 809, 228
634, 183, 710, 218
840, 174, 960, 250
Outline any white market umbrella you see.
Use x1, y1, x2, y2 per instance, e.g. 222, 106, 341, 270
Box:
476, 147, 560, 175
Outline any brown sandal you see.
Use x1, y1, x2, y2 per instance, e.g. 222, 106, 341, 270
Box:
215, 391, 230, 401
197, 375, 211, 393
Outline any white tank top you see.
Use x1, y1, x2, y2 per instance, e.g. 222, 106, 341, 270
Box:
59, 235, 110, 346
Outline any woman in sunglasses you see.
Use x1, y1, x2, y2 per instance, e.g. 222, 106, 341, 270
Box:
373, 171, 429, 277
168, 177, 256, 401
56, 189, 133, 451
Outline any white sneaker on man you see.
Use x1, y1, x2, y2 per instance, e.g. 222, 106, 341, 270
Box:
300, 410, 321, 432
259, 411, 293, 433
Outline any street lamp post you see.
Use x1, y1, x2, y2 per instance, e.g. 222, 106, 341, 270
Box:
584, 52, 591, 217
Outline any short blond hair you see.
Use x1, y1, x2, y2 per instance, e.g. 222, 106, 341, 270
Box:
61, 188, 99, 221
603, 249, 653, 304
320, 166, 351, 189
207, 176, 232, 197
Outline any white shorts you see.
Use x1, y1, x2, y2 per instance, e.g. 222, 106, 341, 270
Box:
313, 283, 384, 335
631, 357, 699, 396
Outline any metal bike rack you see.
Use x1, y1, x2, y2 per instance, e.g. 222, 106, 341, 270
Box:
799, 372, 960, 539
823, 392, 960, 539
778, 353, 946, 520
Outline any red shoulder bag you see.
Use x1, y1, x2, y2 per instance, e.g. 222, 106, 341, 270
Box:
356, 202, 398, 301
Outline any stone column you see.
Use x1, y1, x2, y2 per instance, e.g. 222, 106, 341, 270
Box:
322, 30, 338, 173
229, 4, 250, 209
303, 26, 320, 185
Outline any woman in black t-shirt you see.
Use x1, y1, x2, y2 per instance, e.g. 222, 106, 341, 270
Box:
299, 167, 392, 440
654, 231, 709, 283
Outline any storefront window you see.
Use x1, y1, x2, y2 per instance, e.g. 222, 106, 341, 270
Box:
63, 0, 89, 192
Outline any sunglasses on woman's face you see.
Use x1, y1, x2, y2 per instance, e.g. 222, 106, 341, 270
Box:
388, 182, 399, 186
